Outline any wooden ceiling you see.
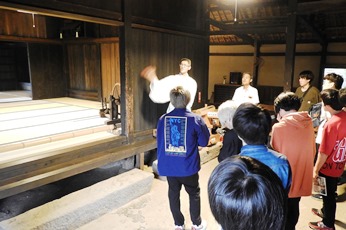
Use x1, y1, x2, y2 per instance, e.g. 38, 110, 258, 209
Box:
209, 0, 346, 45
2, 0, 346, 46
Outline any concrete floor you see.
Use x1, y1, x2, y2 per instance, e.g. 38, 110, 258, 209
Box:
0, 158, 345, 229
79, 158, 346, 230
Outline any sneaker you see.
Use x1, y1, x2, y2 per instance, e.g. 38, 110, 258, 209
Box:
311, 194, 323, 200
311, 208, 324, 218
311, 193, 338, 201
191, 220, 207, 230
175, 224, 185, 230
308, 221, 334, 230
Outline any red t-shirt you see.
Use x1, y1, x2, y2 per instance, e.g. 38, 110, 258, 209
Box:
319, 110, 346, 177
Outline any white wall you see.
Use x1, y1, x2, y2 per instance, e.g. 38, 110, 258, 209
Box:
208, 42, 346, 100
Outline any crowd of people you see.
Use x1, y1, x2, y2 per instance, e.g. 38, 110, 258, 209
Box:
140, 59, 346, 230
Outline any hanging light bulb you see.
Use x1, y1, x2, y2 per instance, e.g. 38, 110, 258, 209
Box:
32, 13, 36, 28
234, 0, 238, 22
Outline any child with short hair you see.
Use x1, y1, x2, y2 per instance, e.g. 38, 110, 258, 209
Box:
232, 103, 291, 191
309, 89, 346, 230
208, 155, 287, 230
156, 86, 210, 230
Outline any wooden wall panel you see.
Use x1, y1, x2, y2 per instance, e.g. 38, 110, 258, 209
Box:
67, 45, 85, 90
0, 9, 47, 38
128, 28, 209, 131
66, 43, 101, 100
101, 42, 120, 100
83, 44, 100, 91
28, 43, 66, 99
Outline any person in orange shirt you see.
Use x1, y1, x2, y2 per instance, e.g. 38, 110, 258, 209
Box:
271, 92, 316, 230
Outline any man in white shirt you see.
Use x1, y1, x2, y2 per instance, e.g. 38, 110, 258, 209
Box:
140, 58, 197, 113
232, 72, 259, 105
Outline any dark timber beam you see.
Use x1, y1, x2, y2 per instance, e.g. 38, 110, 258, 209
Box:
210, 24, 286, 35
0, 1, 123, 26
319, 44, 328, 89
210, 0, 346, 15
209, 0, 286, 9
120, 0, 133, 137
297, 0, 346, 14
252, 40, 260, 87
284, 0, 297, 92
299, 15, 326, 46
235, 34, 254, 45
209, 18, 226, 30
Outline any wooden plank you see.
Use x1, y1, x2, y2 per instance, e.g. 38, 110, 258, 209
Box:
68, 89, 98, 101
136, 152, 145, 170
0, 136, 156, 199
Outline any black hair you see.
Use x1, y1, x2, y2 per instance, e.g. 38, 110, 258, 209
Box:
324, 73, 344, 90
208, 155, 287, 230
339, 88, 346, 107
233, 103, 272, 145
321, 88, 343, 111
299, 70, 314, 82
274, 92, 301, 114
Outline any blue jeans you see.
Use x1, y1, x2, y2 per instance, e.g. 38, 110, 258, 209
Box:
167, 173, 201, 226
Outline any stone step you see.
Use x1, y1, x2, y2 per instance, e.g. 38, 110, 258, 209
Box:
0, 168, 154, 230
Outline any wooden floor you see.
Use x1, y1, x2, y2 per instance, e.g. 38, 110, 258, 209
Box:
0, 96, 113, 152
0, 90, 32, 103
0, 96, 133, 200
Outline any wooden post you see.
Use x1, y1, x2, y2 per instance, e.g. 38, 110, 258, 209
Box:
136, 152, 145, 170
284, 0, 297, 92
120, 0, 134, 138
253, 40, 260, 87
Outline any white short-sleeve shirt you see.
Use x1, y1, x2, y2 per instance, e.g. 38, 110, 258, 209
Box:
232, 85, 259, 105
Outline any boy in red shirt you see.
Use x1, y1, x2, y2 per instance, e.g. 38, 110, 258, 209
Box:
309, 89, 346, 230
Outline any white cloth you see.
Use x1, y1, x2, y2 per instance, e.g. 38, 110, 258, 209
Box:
232, 85, 259, 105
149, 74, 197, 113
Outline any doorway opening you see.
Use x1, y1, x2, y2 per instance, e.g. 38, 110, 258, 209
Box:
0, 42, 31, 103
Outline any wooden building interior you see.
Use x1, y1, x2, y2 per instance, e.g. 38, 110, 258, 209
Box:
1, 0, 346, 200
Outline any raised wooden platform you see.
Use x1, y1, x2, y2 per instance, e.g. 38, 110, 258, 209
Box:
0, 98, 156, 199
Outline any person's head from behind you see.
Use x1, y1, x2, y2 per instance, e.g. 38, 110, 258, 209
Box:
217, 100, 239, 130
321, 88, 343, 112
274, 92, 301, 121
323, 73, 344, 90
241, 72, 253, 87
170, 86, 191, 109
208, 155, 287, 230
298, 70, 314, 87
179, 58, 191, 74
339, 88, 346, 107
233, 103, 272, 145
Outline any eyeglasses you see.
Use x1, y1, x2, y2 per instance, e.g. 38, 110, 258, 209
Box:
179, 64, 190, 68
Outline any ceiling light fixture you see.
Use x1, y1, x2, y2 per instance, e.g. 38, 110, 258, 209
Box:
32, 13, 36, 28
17, 10, 36, 28
234, 0, 238, 22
